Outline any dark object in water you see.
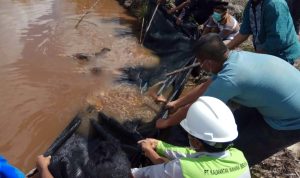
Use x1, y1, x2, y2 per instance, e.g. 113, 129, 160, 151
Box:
117, 66, 144, 83
72, 53, 91, 61
90, 67, 102, 75
95, 47, 111, 57
72, 48, 111, 61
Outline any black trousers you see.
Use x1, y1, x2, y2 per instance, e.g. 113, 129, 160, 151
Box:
287, 0, 300, 34
233, 107, 300, 166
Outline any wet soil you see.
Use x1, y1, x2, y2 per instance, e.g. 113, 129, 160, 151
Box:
251, 148, 300, 178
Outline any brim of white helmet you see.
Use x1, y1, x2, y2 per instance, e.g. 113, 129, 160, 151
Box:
180, 118, 197, 138
180, 117, 238, 142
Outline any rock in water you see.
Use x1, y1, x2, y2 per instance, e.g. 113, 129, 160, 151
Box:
72, 47, 111, 62
95, 47, 111, 58
72, 53, 92, 61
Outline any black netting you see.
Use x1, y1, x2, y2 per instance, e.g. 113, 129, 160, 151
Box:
43, 1, 209, 177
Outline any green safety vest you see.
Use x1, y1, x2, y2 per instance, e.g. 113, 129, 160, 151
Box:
180, 148, 249, 178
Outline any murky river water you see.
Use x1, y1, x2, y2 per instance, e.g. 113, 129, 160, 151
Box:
0, 0, 160, 172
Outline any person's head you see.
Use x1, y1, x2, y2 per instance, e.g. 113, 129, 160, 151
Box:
180, 96, 238, 152
251, 0, 262, 6
212, 1, 229, 22
193, 33, 229, 74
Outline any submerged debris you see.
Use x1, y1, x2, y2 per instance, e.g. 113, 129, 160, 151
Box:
72, 47, 111, 61
90, 67, 102, 75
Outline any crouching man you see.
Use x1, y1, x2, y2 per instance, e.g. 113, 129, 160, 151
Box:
131, 96, 250, 178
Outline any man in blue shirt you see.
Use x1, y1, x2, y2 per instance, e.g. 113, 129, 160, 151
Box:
227, 0, 300, 64
0, 156, 24, 178
156, 34, 300, 165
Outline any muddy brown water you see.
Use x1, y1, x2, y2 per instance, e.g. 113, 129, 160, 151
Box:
0, 0, 161, 172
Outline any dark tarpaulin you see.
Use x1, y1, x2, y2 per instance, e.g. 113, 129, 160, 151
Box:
46, 1, 204, 177
120, 1, 197, 88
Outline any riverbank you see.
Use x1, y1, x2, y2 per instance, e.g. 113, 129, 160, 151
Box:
116, 0, 300, 177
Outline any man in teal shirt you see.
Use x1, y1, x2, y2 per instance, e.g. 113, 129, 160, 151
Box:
156, 34, 300, 164
227, 0, 300, 64
203, 51, 300, 130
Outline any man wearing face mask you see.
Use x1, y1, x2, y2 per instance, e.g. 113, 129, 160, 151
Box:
227, 0, 300, 65
156, 34, 300, 165
202, 1, 239, 44
132, 96, 250, 178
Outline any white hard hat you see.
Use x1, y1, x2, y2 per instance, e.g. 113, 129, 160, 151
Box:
180, 96, 238, 142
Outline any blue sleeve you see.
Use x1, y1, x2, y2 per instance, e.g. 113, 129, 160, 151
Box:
239, 2, 252, 35
203, 75, 241, 103
261, 1, 293, 51
0, 156, 25, 178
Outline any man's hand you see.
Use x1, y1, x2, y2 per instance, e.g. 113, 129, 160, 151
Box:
36, 155, 51, 170
166, 100, 178, 113
138, 139, 160, 159
156, 104, 190, 129
176, 18, 183, 25
294, 59, 300, 70
167, 8, 176, 14
138, 138, 159, 151
138, 139, 168, 164
36, 155, 54, 178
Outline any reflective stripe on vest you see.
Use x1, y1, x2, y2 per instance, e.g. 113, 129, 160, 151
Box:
179, 148, 250, 178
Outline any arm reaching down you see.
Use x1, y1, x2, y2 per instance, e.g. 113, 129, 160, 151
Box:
168, 79, 212, 111
226, 33, 250, 50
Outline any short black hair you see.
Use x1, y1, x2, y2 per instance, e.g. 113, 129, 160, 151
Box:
201, 140, 233, 152
213, 2, 229, 11
193, 33, 228, 62
189, 134, 233, 152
